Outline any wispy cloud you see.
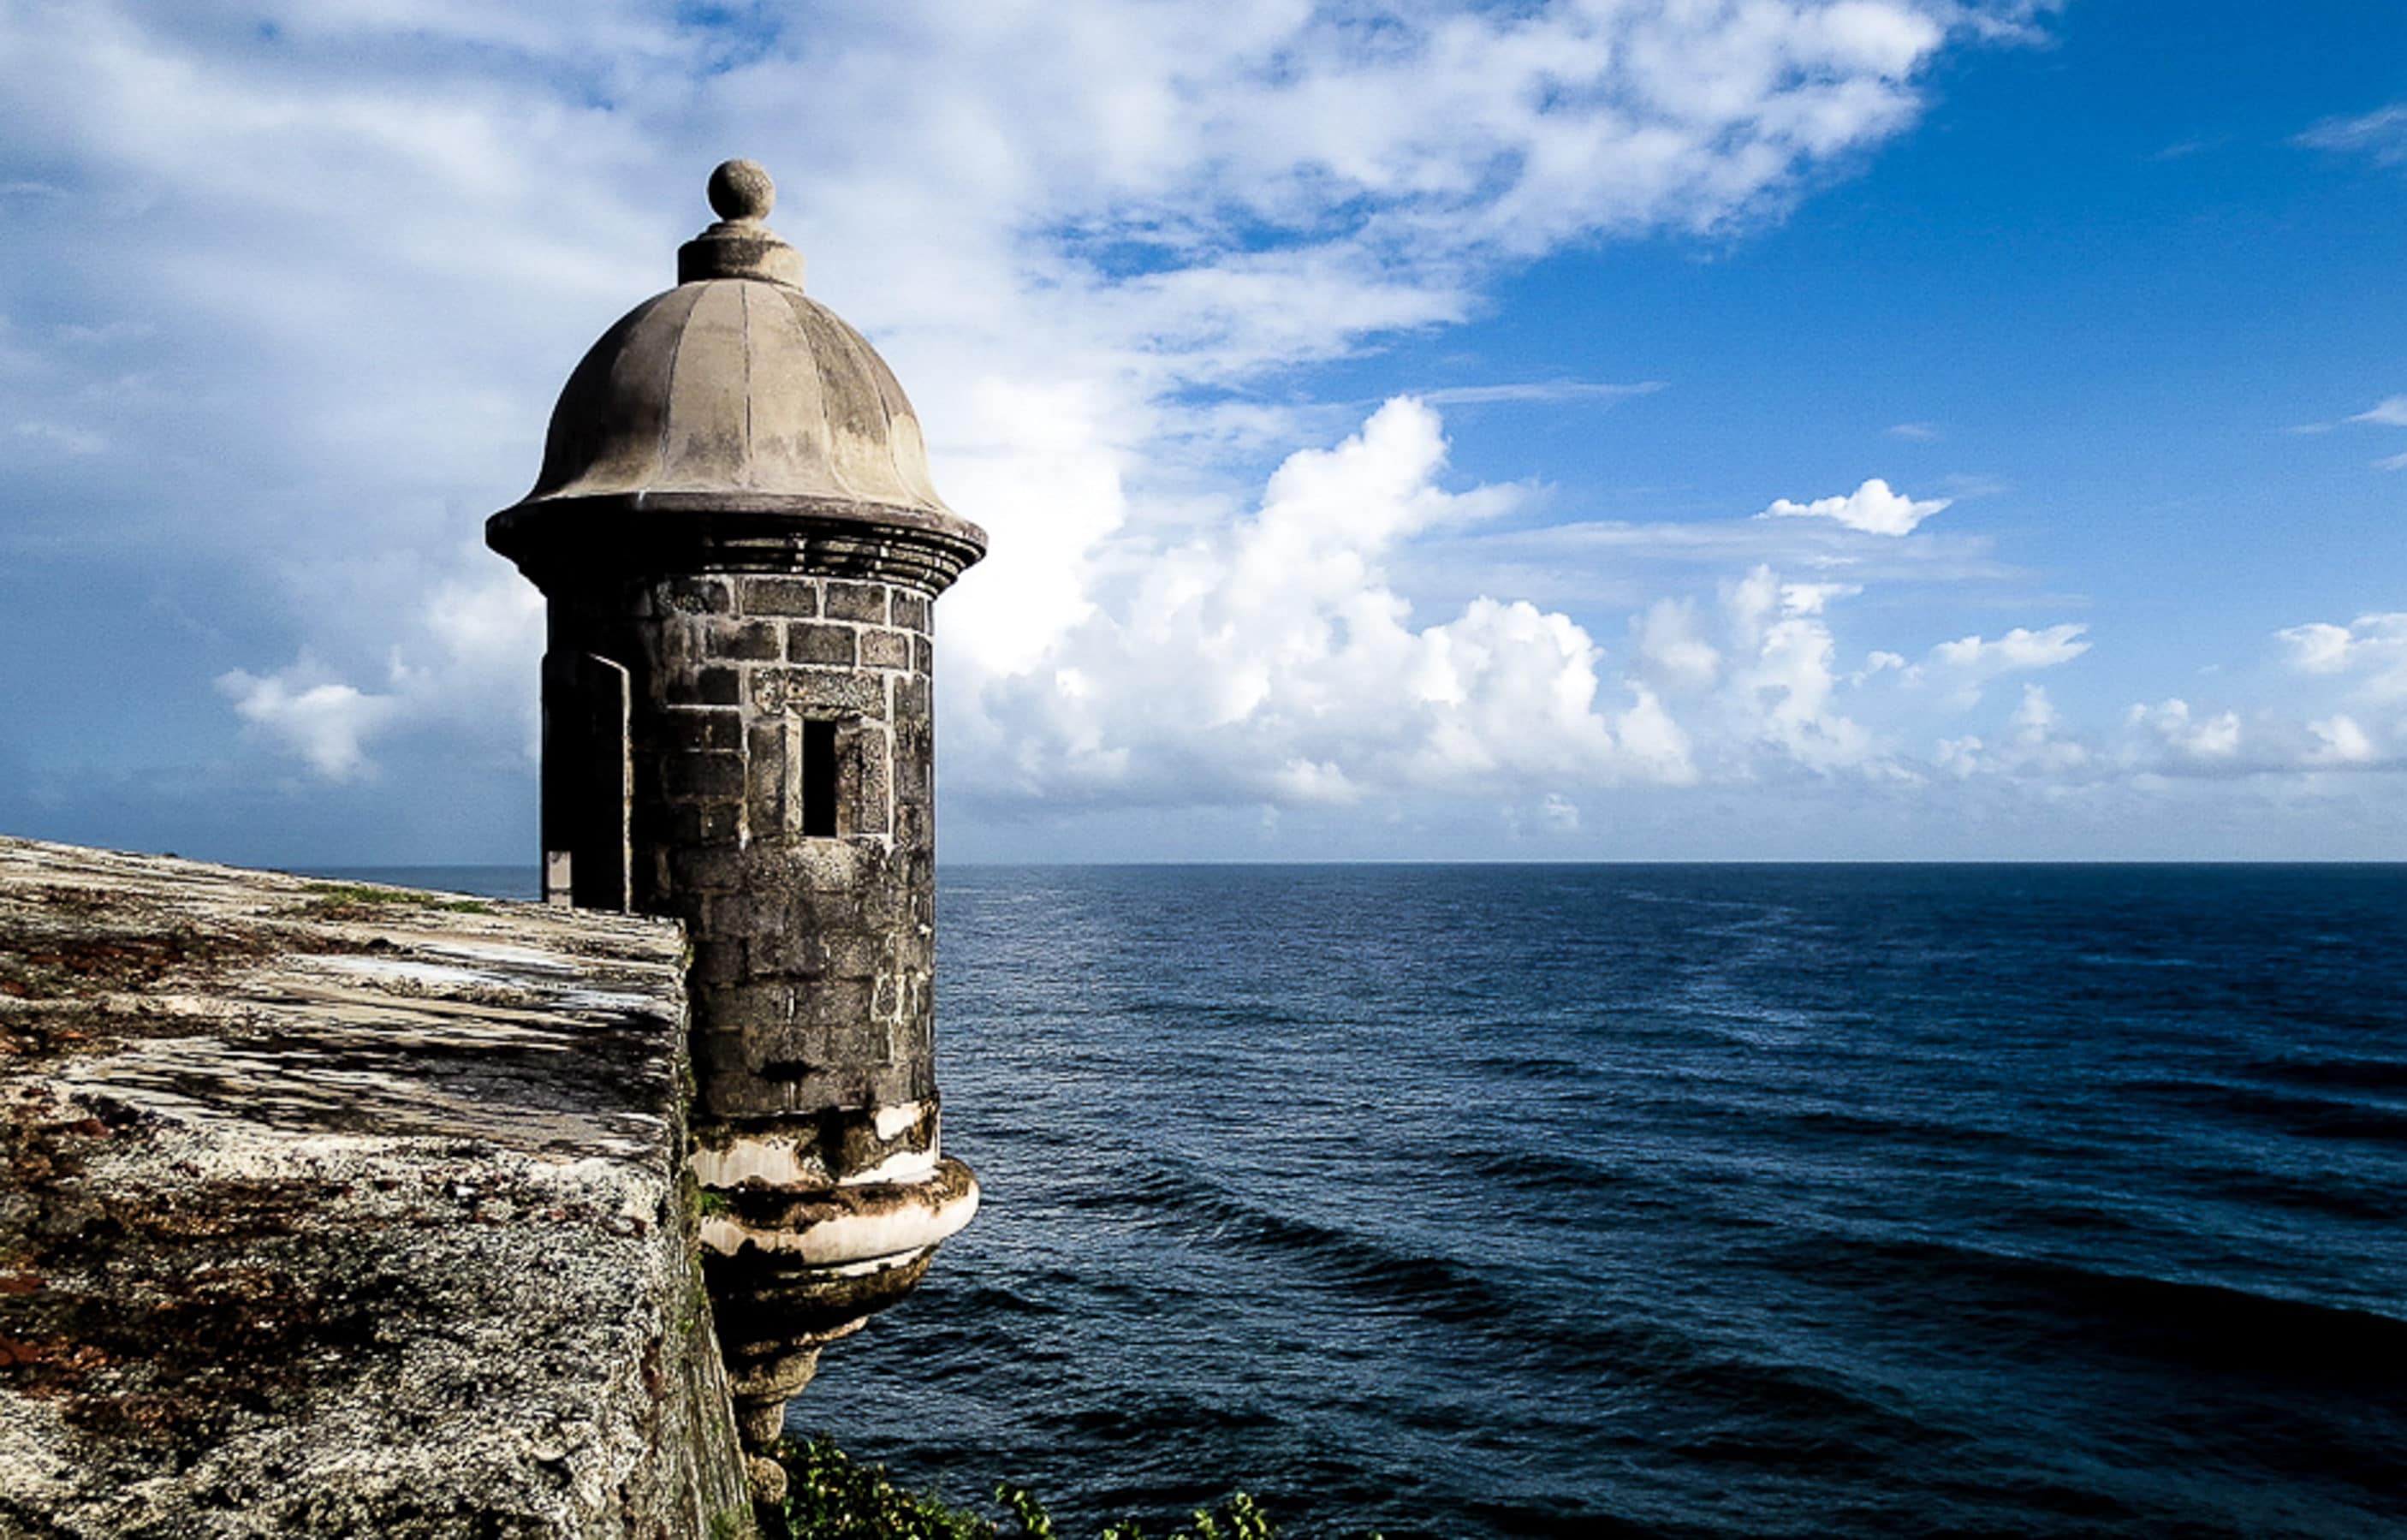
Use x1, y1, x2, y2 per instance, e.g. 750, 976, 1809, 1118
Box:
1907, 624, 2089, 708
1416, 380, 1665, 407
1886, 421, 1941, 440
10, 419, 105, 455
2288, 394, 2407, 438
2296, 103, 2407, 166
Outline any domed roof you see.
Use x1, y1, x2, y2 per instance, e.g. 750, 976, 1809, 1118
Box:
508, 160, 960, 524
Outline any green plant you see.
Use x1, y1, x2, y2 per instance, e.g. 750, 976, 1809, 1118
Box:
769, 1436, 1373, 1540
773, 1435, 998, 1539
1097, 1492, 1277, 1540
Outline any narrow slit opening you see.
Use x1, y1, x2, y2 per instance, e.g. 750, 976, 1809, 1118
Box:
801, 718, 839, 836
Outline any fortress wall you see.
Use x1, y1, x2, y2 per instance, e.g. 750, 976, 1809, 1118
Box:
0, 838, 751, 1538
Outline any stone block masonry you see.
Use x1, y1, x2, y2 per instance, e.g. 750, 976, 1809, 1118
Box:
0, 838, 752, 1538
544, 570, 940, 1127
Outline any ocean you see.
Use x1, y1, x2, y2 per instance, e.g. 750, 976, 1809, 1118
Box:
319, 864, 2407, 1537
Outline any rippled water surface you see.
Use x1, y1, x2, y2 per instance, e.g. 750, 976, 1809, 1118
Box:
799, 865, 2406, 1538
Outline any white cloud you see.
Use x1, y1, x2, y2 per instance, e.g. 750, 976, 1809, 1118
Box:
2277, 612, 2407, 699
2349, 395, 2407, 427
1935, 734, 1981, 776
216, 559, 543, 782
1416, 380, 1665, 407
1937, 683, 2090, 779
2004, 684, 2091, 774
1720, 565, 1873, 770
217, 668, 400, 782
962, 398, 1696, 808
1912, 622, 2090, 704
2126, 698, 2242, 762
1931, 624, 2090, 673
2279, 621, 2357, 674
2297, 103, 2407, 166
1630, 598, 1722, 693
1886, 421, 1940, 440
1757, 477, 1951, 536
2308, 714, 2376, 766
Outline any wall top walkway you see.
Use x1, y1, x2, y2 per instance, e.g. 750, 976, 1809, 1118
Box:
0, 837, 748, 1537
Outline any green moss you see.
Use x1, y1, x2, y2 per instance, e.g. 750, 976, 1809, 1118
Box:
709, 1506, 758, 1540
298, 883, 490, 916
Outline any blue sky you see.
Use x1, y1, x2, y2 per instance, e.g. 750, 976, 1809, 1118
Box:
2, 0, 2402, 864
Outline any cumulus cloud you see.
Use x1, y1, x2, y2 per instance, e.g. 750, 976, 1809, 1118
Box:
1937, 684, 2089, 780
217, 668, 400, 782
961, 397, 1697, 808
1719, 566, 1873, 770
1630, 598, 1722, 694
2278, 612, 2407, 699
1758, 478, 1951, 536
2307, 714, 2377, 766
2126, 698, 2242, 762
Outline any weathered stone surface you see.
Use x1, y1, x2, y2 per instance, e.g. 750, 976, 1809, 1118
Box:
511, 191, 960, 526
821, 583, 887, 625
857, 628, 911, 672
738, 578, 817, 619
785, 624, 854, 667
0, 839, 750, 1538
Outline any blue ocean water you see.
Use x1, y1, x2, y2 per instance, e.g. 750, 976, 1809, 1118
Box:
799, 865, 2407, 1539
322, 862, 2407, 1535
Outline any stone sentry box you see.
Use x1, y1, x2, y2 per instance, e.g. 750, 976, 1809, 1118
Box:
487, 159, 984, 1448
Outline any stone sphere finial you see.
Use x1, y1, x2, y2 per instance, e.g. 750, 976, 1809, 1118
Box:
708, 159, 776, 223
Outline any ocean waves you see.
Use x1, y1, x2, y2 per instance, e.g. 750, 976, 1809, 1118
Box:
795, 865, 2407, 1538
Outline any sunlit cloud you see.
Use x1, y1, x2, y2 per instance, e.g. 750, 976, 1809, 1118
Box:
1758, 478, 1951, 537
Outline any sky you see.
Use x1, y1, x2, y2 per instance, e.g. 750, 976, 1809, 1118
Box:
1, 0, 2402, 865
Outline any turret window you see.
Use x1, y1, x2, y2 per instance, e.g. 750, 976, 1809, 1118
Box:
801, 718, 839, 836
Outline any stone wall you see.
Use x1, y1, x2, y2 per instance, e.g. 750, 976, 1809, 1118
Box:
0, 838, 752, 1538
546, 570, 940, 1141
